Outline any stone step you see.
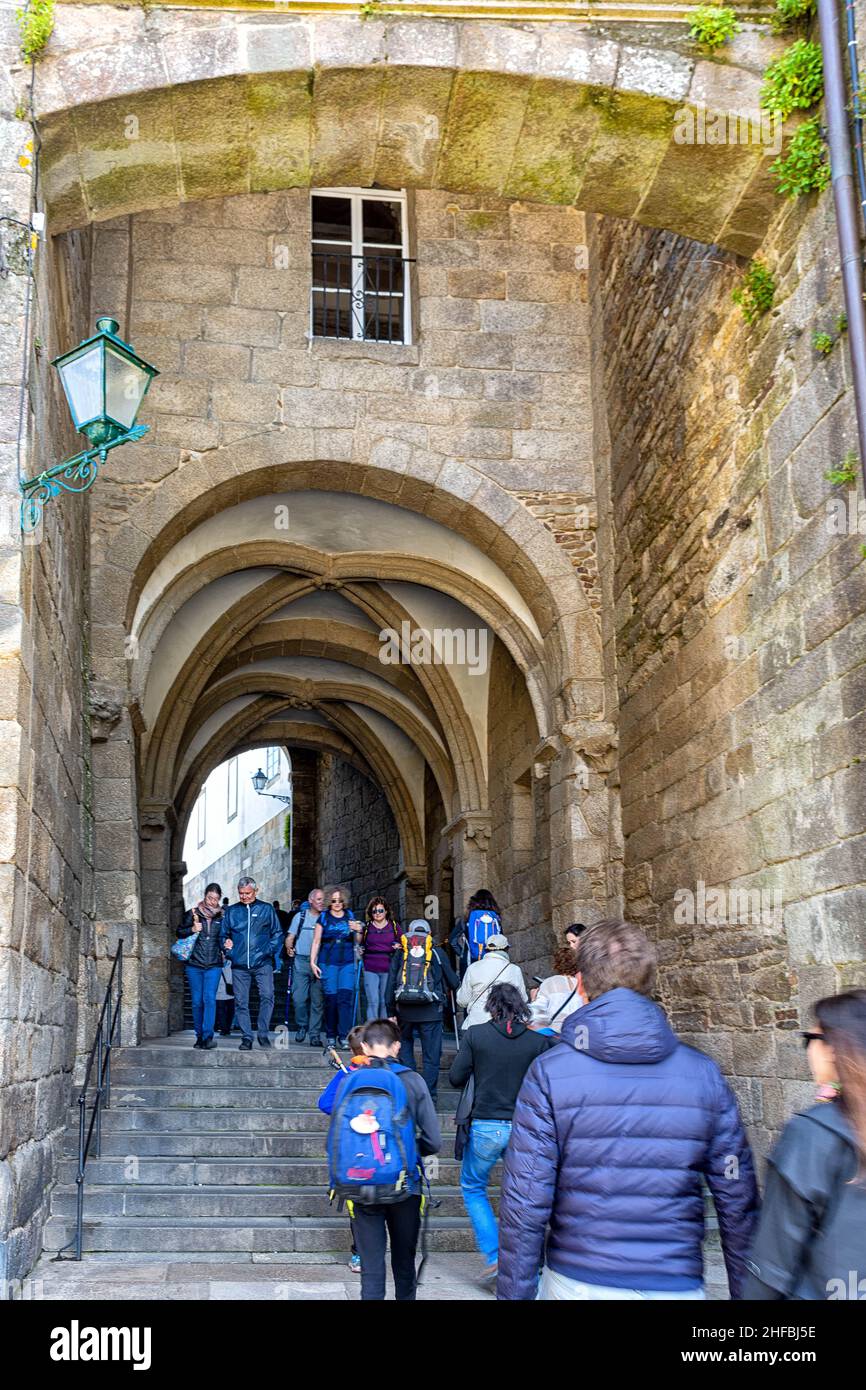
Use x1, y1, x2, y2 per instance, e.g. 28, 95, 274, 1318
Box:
67, 1106, 331, 1135
63, 1108, 459, 1146
65, 1131, 332, 1159
107, 1065, 459, 1090
42, 1215, 478, 1255
56, 1155, 479, 1186
105, 1085, 460, 1110
50, 1184, 487, 1220
111, 1046, 459, 1073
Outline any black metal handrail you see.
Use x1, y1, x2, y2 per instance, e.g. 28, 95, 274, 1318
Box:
55, 939, 124, 1261
311, 252, 414, 343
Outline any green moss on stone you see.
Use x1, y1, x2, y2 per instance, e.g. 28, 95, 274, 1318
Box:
436, 71, 530, 193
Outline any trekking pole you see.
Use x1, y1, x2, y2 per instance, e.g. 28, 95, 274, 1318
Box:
284, 959, 294, 1028
449, 988, 460, 1050
351, 955, 363, 1027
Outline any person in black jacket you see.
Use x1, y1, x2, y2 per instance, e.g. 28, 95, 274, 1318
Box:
350, 1018, 442, 1301
177, 882, 224, 1049
449, 983, 556, 1285
386, 919, 459, 1106
743, 989, 866, 1300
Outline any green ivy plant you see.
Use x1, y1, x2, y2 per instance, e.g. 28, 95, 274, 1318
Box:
761, 40, 824, 120
771, 115, 830, 197
769, 0, 816, 32
15, 0, 54, 61
688, 5, 740, 49
812, 330, 833, 355
837, 312, 848, 334
732, 259, 776, 325
824, 451, 859, 486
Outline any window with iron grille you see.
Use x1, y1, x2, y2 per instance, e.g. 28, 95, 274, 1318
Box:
311, 189, 412, 345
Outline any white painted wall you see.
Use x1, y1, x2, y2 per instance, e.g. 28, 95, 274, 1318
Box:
182, 746, 291, 884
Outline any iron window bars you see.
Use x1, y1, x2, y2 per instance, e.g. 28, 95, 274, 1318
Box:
311, 190, 413, 345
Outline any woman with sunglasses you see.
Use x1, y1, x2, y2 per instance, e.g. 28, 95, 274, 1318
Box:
310, 886, 363, 1050
743, 990, 866, 1299
362, 896, 402, 1020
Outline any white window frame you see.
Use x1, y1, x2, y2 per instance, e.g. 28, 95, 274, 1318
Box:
265, 745, 279, 782
227, 756, 238, 822
196, 788, 206, 849
310, 188, 412, 345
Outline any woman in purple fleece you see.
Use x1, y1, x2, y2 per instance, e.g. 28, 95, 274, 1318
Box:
362, 896, 402, 1019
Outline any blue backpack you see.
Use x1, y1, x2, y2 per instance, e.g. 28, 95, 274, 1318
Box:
467, 908, 501, 962
327, 1064, 419, 1207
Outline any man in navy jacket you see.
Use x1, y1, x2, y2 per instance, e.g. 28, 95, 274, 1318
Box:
497, 920, 759, 1301
220, 876, 283, 1050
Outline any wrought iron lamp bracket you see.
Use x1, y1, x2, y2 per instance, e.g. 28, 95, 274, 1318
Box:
19, 424, 148, 532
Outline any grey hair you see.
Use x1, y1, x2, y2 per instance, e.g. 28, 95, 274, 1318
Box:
237, 876, 257, 889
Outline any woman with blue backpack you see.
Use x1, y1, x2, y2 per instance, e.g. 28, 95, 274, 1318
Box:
448, 889, 502, 979
310, 885, 363, 1050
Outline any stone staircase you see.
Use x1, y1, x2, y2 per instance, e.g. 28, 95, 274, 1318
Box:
36, 1031, 729, 1299
42, 1033, 481, 1262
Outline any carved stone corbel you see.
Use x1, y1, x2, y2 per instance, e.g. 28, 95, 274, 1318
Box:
443, 809, 492, 853
89, 686, 124, 743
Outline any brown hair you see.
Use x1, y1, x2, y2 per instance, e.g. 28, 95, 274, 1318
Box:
347, 1025, 366, 1057
365, 895, 397, 929
324, 884, 350, 910
577, 920, 656, 1000
363, 1018, 401, 1049
552, 945, 579, 977
814, 990, 866, 1172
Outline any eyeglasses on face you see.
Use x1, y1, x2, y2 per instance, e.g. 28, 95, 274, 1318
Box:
372, 906, 386, 914
801, 1031, 824, 1049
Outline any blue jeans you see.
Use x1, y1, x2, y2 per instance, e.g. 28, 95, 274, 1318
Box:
364, 970, 389, 1020
186, 965, 222, 1042
321, 958, 356, 1039
461, 1119, 511, 1265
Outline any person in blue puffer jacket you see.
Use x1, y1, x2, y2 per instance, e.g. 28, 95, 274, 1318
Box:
219, 876, 284, 1050
497, 920, 759, 1301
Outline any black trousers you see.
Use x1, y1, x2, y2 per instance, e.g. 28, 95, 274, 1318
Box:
231, 964, 274, 1041
398, 1018, 443, 1103
351, 1195, 422, 1300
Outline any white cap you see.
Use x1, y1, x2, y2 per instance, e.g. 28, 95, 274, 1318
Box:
485, 933, 509, 950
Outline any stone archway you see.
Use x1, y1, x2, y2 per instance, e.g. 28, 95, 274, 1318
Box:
91, 460, 613, 1040
35, 13, 783, 256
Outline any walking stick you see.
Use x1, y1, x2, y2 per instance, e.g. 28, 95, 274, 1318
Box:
284, 959, 294, 1028
449, 988, 460, 1050
351, 955, 363, 1027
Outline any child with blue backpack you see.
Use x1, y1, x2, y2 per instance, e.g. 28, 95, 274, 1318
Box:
318, 1024, 371, 1274
326, 1017, 441, 1300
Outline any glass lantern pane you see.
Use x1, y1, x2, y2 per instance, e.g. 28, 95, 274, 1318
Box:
58, 345, 104, 428
105, 346, 150, 428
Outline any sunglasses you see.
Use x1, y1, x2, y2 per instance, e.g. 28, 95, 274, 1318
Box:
801, 1031, 824, 1049
372, 907, 386, 914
